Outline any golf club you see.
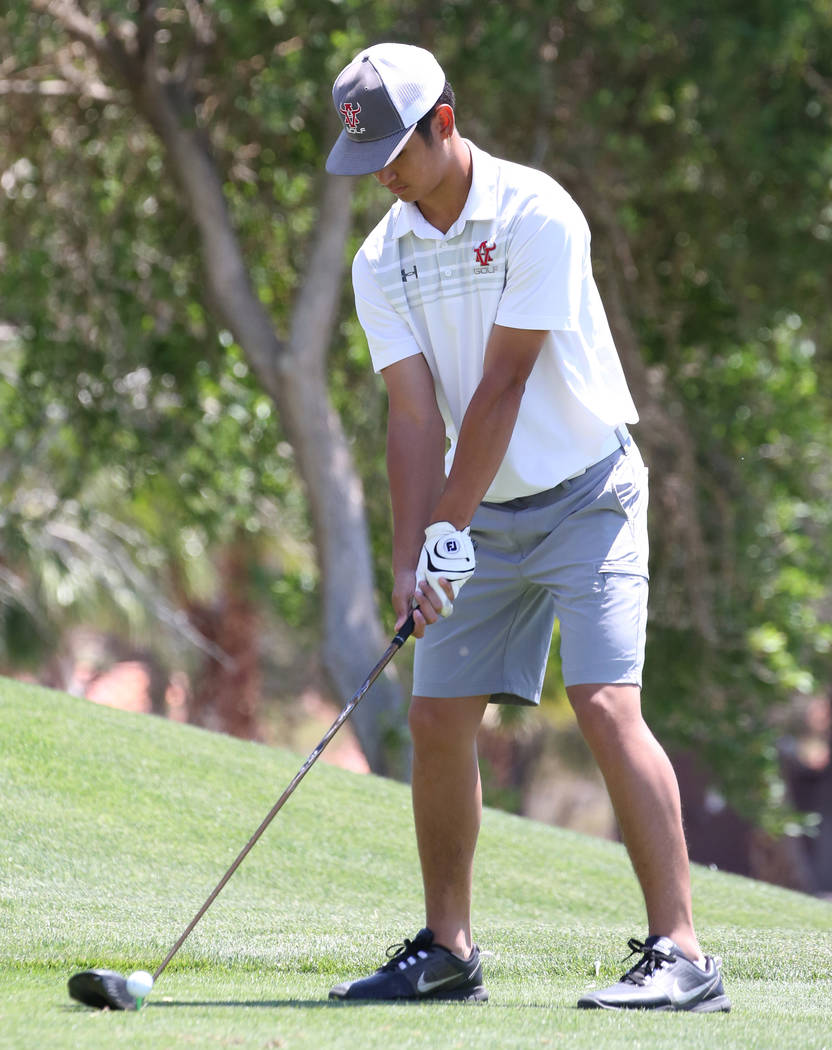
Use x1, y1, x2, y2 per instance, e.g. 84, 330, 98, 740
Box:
68, 613, 415, 1010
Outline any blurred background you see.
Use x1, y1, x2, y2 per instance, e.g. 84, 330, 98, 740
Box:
1, 0, 830, 896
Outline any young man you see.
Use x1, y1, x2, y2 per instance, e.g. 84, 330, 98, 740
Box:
324, 42, 730, 1012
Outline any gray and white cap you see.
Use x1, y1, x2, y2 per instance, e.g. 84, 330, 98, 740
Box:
326, 43, 446, 176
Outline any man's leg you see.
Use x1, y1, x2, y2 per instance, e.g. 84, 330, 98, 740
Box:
566, 682, 701, 962
409, 694, 489, 959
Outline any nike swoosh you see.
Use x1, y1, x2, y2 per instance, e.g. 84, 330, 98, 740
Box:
426, 553, 474, 572
668, 973, 718, 1007
416, 972, 460, 994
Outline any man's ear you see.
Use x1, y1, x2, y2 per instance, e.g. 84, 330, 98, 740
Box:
435, 103, 455, 142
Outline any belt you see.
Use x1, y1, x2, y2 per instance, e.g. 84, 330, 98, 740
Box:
563, 424, 630, 482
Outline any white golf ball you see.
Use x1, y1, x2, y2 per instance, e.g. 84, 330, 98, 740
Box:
126, 970, 154, 1000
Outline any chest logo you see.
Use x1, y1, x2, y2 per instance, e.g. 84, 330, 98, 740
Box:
339, 101, 365, 134
474, 240, 496, 265
473, 240, 497, 273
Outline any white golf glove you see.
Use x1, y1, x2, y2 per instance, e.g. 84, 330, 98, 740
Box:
416, 521, 476, 618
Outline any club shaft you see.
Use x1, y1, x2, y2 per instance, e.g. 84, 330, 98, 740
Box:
152, 614, 414, 981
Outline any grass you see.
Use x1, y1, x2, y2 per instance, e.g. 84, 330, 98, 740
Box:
1, 675, 831, 1050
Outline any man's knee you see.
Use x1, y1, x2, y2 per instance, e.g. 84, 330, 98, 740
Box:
567, 683, 643, 744
408, 697, 444, 748
408, 695, 487, 752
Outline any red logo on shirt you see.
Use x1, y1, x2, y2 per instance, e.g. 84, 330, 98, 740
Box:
473, 240, 497, 274
474, 240, 496, 266
339, 101, 364, 134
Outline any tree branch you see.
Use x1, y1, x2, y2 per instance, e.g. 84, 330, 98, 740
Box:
136, 0, 159, 64
288, 169, 355, 376
805, 66, 832, 106
31, 0, 138, 84
0, 76, 111, 98
182, 0, 215, 49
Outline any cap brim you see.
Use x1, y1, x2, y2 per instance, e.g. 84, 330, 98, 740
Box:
326, 125, 415, 176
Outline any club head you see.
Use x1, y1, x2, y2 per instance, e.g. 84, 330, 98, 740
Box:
68, 969, 138, 1010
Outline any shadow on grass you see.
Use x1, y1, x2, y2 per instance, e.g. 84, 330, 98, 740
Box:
149, 999, 338, 1009
64, 998, 559, 1013
145, 998, 541, 1010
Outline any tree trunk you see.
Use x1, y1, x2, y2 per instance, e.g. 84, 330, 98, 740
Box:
574, 174, 716, 643
136, 83, 409, 775
186, 540, 261, 740
36, 0, 410, 776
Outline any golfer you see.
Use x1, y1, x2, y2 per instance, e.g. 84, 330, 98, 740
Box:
324, 42, 730, 1012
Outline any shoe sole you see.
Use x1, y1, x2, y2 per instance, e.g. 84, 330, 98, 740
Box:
429, 984, 489, 1003
329, 984, 489, 1004
689, 994, 731, 1013
578, 993, 731, 1013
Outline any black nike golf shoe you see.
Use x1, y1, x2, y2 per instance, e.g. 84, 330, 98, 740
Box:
329, 927, 488, 1002
577, 936, 731, 1012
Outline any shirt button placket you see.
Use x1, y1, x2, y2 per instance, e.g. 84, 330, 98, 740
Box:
437, 244, 452, 282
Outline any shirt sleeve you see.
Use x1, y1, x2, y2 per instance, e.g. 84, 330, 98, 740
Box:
352, 250, 422, 373
494, 195, 590, 332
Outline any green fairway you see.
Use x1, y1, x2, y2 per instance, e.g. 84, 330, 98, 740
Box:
1, 676, 830, 1050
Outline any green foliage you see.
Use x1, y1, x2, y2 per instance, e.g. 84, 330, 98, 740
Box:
0, 1, 332, 651
1, 0, 830, 830
651, 321, 830, 830
418, 0, 832, 831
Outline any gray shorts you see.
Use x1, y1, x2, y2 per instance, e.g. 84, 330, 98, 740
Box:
412, 436, 649, 704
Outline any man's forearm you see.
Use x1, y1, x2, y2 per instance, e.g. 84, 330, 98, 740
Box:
430, 372, 524, 528
387, 413, 448, 575
429, 325, 546, 528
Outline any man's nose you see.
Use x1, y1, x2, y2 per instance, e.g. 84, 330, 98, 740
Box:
374, 165, 395, 185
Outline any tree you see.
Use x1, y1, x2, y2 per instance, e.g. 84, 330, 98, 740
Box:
1, 0, 409, 773
2, 0, 830, 832
429, 0, 832, 828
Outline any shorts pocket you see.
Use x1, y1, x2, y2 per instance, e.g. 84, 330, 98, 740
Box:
610, 459, 648, 520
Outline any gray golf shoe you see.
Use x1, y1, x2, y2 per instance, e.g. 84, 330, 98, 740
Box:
577, 936, 731, 1012
329, 927, 488, 1002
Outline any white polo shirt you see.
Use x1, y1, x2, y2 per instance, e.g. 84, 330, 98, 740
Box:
352, 141, 639, 502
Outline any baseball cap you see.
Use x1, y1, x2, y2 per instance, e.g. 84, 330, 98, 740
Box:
326, 43, 446, 176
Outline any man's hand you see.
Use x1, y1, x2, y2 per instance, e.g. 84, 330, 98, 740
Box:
391, 569, 437, 639
416, 521, 477, 618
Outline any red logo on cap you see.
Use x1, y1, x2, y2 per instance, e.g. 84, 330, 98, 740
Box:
474, 240, 496, 266
339, 101, 364, 133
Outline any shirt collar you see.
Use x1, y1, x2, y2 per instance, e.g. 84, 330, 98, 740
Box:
389, 140, 498, 241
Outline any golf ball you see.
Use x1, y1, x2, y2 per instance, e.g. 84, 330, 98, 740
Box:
126, 970, 154, 1000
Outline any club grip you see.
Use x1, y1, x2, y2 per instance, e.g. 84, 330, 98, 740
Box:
393, 612, 415, 647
